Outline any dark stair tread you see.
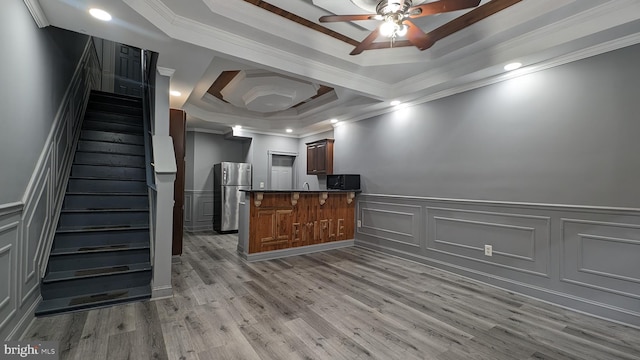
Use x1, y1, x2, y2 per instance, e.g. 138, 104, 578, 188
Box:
57, 225, 150, 233
60, 208, 149, 213
65, 192, 148, 196
51, 242, 150, 256
43, 262, 151, 282
73, 161, 146, 169
79, 130, 145, 146
91, 90, 142, 102
35, 285, 151, 317
69, 176, 146, 182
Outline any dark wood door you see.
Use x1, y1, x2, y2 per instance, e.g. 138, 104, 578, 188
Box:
315, 142, 327, 173
170, 109, 186, 255
306, 144, 316, 174
114, 43, 142, 97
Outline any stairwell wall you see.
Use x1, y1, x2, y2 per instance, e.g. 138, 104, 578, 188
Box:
0, 1, 101, 340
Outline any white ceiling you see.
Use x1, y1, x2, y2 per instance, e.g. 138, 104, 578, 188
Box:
29, 0, 640, 136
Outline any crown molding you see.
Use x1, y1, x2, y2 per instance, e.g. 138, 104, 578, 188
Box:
186, 127, 225, 135
157, 67, 175, 77
124, 0, 390, 99
22, 0, 49, 28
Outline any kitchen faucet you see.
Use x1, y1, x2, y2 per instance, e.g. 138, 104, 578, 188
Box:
303, 182, 310, 191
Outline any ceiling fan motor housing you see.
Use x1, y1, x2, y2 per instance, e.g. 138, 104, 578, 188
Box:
376, 0, 413, 15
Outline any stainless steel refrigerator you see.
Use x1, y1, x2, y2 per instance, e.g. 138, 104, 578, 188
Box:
213, 162, 252, 233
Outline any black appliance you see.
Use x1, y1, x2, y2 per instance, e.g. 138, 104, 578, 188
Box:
327, 174, 360, 190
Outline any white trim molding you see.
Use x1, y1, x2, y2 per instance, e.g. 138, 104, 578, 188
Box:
22, 0, 49, 28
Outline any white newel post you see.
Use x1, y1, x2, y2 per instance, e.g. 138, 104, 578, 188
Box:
151, 136, 176, 299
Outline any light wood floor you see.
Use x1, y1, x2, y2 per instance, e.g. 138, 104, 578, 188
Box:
24, 232, 640, 359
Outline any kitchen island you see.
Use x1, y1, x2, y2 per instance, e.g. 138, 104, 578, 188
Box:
237, 189, 357, 261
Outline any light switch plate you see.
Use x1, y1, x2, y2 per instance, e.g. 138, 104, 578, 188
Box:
259, 182, 264, 189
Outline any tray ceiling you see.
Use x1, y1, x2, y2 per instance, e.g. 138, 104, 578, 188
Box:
29, 0, 640, 136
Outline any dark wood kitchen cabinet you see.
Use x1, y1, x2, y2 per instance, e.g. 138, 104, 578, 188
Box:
306, 139, 334, 175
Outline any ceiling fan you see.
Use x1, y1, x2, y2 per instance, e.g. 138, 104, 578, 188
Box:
319, 0, 481, 55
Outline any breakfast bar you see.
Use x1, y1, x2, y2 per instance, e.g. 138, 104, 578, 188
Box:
237, 190, 357, 261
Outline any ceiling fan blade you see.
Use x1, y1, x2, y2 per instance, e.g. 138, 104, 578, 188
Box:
408, 0, 481, 18
403, 20, 434, 50
319, 14, 379, 22
350, 27, 381, 55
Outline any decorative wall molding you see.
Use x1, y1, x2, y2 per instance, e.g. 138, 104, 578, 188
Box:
1, 38, 100, 340
355, 193, 640, 328
184, 190, 214, 232
22, 0, 50, 28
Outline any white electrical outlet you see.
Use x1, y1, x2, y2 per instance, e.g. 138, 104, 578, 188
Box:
357, 220, 362, 227
259, 182, 264, 189
484, 245, 493, 256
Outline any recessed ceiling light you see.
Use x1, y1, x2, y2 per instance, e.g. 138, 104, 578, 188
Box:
285, 128, 293, 133
169, 90, 181, 97
504, 62, 522, 71
89, 8, 112, 21
390, 100, 401, 106
330, 119, 339, 124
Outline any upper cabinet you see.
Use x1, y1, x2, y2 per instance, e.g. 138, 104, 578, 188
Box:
306, 139, 334, 175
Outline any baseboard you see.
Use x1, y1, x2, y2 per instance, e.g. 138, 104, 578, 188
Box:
242, 239, 355, 262
355, 240, 640, 329
151, 285, 173, 300
185, 225, 213, 233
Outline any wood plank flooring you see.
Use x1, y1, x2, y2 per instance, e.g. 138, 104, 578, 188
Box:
23, 232, 640, 359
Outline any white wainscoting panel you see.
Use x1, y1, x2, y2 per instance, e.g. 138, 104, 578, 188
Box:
0, 211, 20, 333
561, 218, 640, 310
185, 190, 214, 232
355, 194, 640, 328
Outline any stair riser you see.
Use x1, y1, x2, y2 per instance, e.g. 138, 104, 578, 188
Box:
80, 130, 144, 146
74, 152, 145, 168
48, 249, 150, 272
84, 120, 144, 135
71, 164, 145, 179
63, 195, 148, 210
85, 112, 143, 128
87, 102, 143, 116
41, 270, 151, 299
53, 229, 149, 249
90, 92, 142, 107
58, 211, 149, 229
67, 179, 147, 193
77, 140, 144, 156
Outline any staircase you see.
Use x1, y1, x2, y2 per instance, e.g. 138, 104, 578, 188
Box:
36, 91, 152, 316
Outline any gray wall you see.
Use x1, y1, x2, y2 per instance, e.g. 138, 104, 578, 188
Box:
336, 44, 640, 208
245, 133, 299, 190
338, 44, 640, 327
1, 1, 97, 340
0, 9, 88, 204
184, 131, 245, 231
298, 130, 334, 190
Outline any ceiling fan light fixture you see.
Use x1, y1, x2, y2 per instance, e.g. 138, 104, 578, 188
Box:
396, 24, 408, 37
380, 20, 396, 37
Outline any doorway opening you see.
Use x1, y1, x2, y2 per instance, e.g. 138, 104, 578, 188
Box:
268, 151, 298, 190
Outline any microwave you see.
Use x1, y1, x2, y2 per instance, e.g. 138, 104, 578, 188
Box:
326, 174, 360, 190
